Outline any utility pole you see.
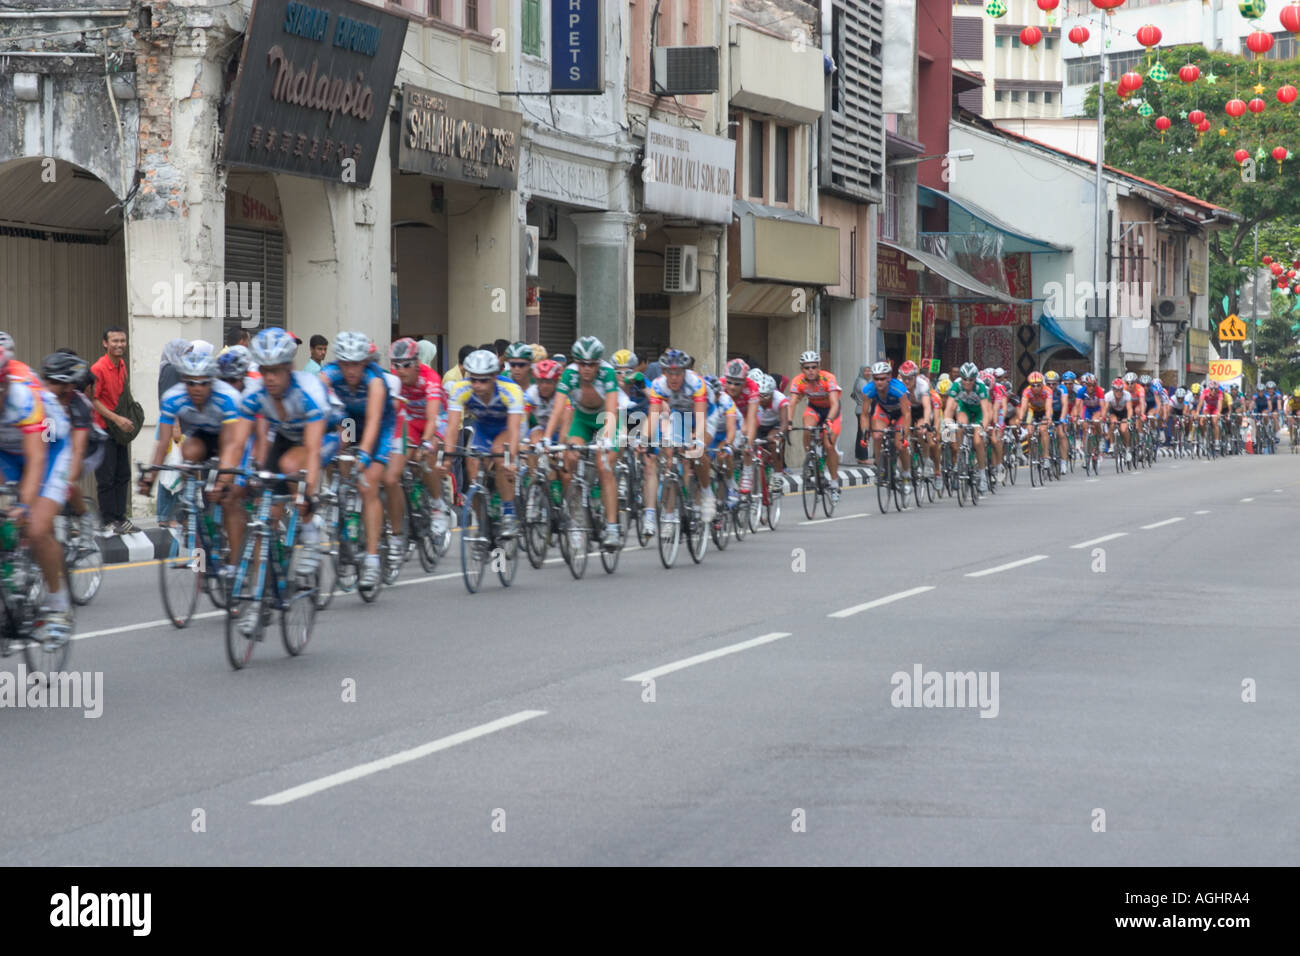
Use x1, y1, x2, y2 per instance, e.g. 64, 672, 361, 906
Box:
1093, 12, 1107, 382
1252, 221, 1260, 385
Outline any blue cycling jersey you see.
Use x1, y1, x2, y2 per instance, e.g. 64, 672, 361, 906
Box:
238, 371, 335, 442
321, 361, 397, 435
860, 378, 908, 411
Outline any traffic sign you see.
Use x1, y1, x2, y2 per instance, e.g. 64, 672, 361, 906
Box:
1219, 314, 1247, 341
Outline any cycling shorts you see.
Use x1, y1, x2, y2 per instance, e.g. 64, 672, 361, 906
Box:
567, 406, 604, 443
0, 438, 72, 505
952, 404, 983, 426
804, 403, 842, 440
1107, 406, 1128, 422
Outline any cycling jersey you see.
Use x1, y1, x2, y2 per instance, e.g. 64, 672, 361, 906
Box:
0, 377, 71, 503
1288, 397, 1300, 415
320, 361, 398, 435
445, 378, 524, 429
1202, 389, 1222, 413
905, 376, 931, 415
788, 370, 841, 409
1105, 389, 1132, 412
395, 365, 442, 425
726, 378, 760, 418
861, 377, 908, 419
755, 390, 789, 428
1143, 387, 1158, 412
1021, 385, 1052, 415
705, 389, 737, 442
558, 361, 618, 414
1052, 384, 1070, 420
648, 370, 707, 414
1252, 392, 1271, 414
159, 380, 243, 436
524, 384, 559, 432
238, 371, 333, 442
948, 380, 989, 410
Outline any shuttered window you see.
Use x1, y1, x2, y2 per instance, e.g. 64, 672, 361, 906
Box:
957, 87, 983, 114
522, 0, 541, 56
224, 227, 284, 342
539, 292, 576, 359
821, 0, 885, 201
952, 17, 983, 60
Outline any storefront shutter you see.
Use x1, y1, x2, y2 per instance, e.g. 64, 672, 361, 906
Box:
224, 227, 284, 340
539, 292, 576, 358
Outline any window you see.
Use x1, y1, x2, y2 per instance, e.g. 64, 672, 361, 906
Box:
522, 0, 540, 56
774, 126, 790, 203
831, 5, 844, 113
880, 170, 898, 241
994, 90, 1004, 102
1010, 36, 1019, 49
1043, 91, 1054, 104
995, 35, 1004, 48
1045, 37, 1053, 51
1010, 90, 1021, 102
1067, 56, 1100, 86
1027, 91, 1038, 103
749, 119, 764, 199
465, 0, 478, 32
952, 17, 984, 60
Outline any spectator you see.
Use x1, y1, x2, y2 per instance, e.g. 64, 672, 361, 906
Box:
645, 361, 660, 382
305, 334, 329, 374
221, 327, 249, 354
850, 363, 871, 464
443, 344, 476, 387
493, 338, 510, 358
416, 338, 437, 372
91, 326, 137, 534
155, 338, 189, 527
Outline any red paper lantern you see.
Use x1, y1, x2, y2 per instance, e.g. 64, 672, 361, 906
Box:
1118, 71, 1143, 93
1155, 116, 1172, 131
1272, 263, 1285, 276
1036, 0, 1060, 11
1247, 31, 1275, 56
1292, 259, 1299, 268
1068, 25, 1090, 48
1225, 98, 1247, 118
1020, 26, 1043, 49
1281, 2, 1300, 35
1287, 269, 1295, 279
1135, 24, 1162, 49
1090, 0, 1126, 11
1197, 119, 1212, 133
1178, 64, 1201, 84
1249, 98, 1267, 114
1234, 148, 1251, 163
1279, 85, 1298, 104
1188, 109, 1206, 125
1273, 146, 1288, 162
1263, 255, 1274, 264
1280, 279, 1289, 289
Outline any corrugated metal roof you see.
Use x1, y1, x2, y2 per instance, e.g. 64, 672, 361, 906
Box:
0, 158, 122, 235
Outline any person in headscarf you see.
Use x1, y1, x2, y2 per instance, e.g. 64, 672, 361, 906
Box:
417, 338, 438, 372
155, 337, 191, 527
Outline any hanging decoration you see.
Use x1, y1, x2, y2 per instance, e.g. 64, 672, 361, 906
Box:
1068, 25, 1090, 49
1155, 116, 1172, 141
1247, 30, 1275, 74
1178, 64, 1201, 84
984, 0, 1007, 18
1118, 70, 1143, 93
1234, 148, 1252, 163
1273, 145, 1290, 171
1020, 26, 1043, 49
1278, 84, 1298, 103
1090, 0, 1127, 12
1138, 102, 1154, 117
1197, 119, 1212, 134
1263, 255, 1274, 264
1282, 2, 1300, 34
1036, 0, 1059, 10
1272, 262, 1284, 275
1226, 98, 1248, 117
1238, 0, 1268, 18
1147, 62, 1168, 83
1135, 25, 1162, 63
1188, 108, 1206, 125
1249, 97, 1267, 114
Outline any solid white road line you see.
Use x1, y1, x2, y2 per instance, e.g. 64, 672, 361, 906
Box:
828, 586, 935, 619
965, 555, 1049, 578
798, 513, 870, 525
1240, 497, 1254, 503
623, 632, 792, 683
1069, 532, 1128, 550
1141, 517, 1185, 530
251, 710, 548, 807
74, 612, 222, 641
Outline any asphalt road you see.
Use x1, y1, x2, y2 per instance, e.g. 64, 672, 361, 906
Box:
2, 450, 1298, 865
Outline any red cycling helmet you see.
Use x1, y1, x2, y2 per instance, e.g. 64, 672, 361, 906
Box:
390, 337, 420, 362
1111, 378, 1125, 390
898, 360, 918, 376
533, 359, 561, 380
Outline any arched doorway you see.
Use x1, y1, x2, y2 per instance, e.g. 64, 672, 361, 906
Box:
0, 158, 126, 361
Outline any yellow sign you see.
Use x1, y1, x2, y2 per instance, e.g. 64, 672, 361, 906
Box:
1218, 314, 1247, 341
908, 298, 922, 363
1209, 359, 1242, 381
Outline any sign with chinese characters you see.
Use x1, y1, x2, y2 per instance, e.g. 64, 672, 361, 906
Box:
907, 298, 922, 363
222, 0, 406, 186
397, 85, 521, 190
552, 0, 603, 94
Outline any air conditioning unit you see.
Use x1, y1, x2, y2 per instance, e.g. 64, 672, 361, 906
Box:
652, 47, 719, 95
664, 245, 699, 294
523, 225, 539, 278
1155, 296, 1190, 322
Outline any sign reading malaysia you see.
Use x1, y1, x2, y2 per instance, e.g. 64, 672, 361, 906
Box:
643, 119, 735, 224
552, 0, 603, 94
222, 0, 406, 186
397, 85, 521, 190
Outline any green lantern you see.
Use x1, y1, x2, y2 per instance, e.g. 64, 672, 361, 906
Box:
1147, 63, 1169, 83
1138, 102, 1155, 117
984, 0, 1007, 18
1238, 0, 1267, 20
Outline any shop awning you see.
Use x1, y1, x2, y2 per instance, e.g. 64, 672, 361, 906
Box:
734, 200, 839, 285
920, 185, 1070, 255
1037, 312, 1092, 356
878, 240, 1029, 306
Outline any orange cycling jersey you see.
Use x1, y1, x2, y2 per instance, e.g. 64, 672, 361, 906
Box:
788, 371, 841, 408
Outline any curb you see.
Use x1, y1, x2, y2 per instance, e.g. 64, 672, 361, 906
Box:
777, 465, 875, 493
98, 528, 175, 565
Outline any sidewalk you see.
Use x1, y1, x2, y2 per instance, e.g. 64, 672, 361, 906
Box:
96, 515, 175, 565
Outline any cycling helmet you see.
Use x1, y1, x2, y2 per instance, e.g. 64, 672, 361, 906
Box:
1294, 386, 1300, 397
938, 373, 951, 384
724, 358, 750, 382
571, 336, 605, 361
552, 354, 566, 366
937, 379, 952, 396
334, 331, 372, 363
0, 332, 14, 354
1267, 380, 1277, 388
898, 360, 918, 376
1175, 387, 1187, 399
530, 344, 548, 362
178, 344, 218, 379
1206, 381, 1220, 392
390, 337, 421, 362
747, 367, 766, 385
1112, 378, 1125, 390
1139, 374, 1152, 386
1062, 371, 1077, 382
250, 328, 298, 367
217, 346, 251, 381
871, 361, 892, 376
994, 367, 1006, 378
758, 375, 775, 396
1044, 370, 1060, 384
41, 351, 88, 384
417, 339, 438, 367
1027, 371, 1044, 386
799, 350, 820, 365
959, 362, 979, 380
1123, 371, 1137, 384
612, 349, 635, 369
505, 341, 534, 361
659, 349, 689, 370
532, 359, 561, 380
1190, 382, 1201, 394
463, 349, 501, 376
978, 370, 995, 385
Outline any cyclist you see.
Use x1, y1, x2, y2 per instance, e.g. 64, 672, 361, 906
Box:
722, 358, 760, 503
540, 336, 621, 549
1196, 380, 1224, 452
613, 349, 649, 420
387, 337, 447, 545
1266, 380, 1283, 437
1020, 371, 1053, 463
642, 348, 710, 535
982, 370, 1006, 471
1287, 387, 1300, 439
860, 361, 912, 496
1105, 377, 1135, 462
1249, 383, 1272, 452
898, 361, 937, 481
0, 344, 74, 646
40, 352, 104, 542
444, 349, 524, 539
704, 376, 740, 505
501, 342, 534, 392
788, 350, 843, 500
1050, 371, 1074, 463
755, 374, 791, 473
943, 363, 992, 492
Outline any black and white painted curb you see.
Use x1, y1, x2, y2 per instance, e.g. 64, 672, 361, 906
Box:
98, 528, 175, 565
772, 464, 876, 493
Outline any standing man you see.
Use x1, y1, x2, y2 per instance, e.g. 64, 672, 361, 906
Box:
305, 335, 329, 374
91, 325, 137, 533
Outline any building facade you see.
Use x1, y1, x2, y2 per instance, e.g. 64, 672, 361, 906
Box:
953, 0, 1064, 120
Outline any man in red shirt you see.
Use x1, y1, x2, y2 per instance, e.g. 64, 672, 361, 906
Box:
91, 326, 136, 533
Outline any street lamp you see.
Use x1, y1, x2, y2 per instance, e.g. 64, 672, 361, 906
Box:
886, 148, 975, 168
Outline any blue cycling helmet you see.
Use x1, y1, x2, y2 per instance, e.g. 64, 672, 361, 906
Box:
659, 348, 689, 370
217, 345, 251, 381
177, 343, 217, 379
250, 328, 298, 367
1062, 371, 1076, 382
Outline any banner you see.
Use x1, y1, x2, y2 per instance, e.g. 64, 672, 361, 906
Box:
907, 298, 922, 363
1208, 359, 1242, 382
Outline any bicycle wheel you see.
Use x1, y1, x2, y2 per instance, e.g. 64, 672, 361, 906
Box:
564, 481, 589, 580
497, 525, 520, 587
459, 489, 489, 594
686, 497, 709, 564
766, 478, 783, 530
381, 519, 405, 587
802, 456, 818, 519
909, 454, 924, 510
876, 451, 892, 514
955, 462, 968, 507
821, 463, 836, 517
657, 475, 682, 569
280, 581, 315, 657
64, 522, 103, 607
523, 479, 550, 569
1004, 443, 1018, 485
159, 525, 201, 629
711, 478, 730, 551
224, 539, 264, 670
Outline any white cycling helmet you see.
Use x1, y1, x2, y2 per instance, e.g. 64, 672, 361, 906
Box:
871, 361, 892, 376
250, 328, 298, 367
177, 343, 218, 379
747, 367, 766, 385
463, 349, 500, 376
334, 331, 372, 363
759, 375, 775, 395
799, 350, 820, 364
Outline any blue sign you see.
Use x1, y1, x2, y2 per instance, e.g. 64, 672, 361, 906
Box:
551, 0, 602, 94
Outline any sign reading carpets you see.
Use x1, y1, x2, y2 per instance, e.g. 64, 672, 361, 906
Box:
643, 120, 735, 224
397, 85, 521, 190
223, 0, 407, 186
552, 0, 602, 94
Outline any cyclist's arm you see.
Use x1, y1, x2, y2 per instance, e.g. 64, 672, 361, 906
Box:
744, 402, 758, 443
505, 410, 521, 461
828, 391, 840, 422
981, 399, 992, 424
689, 397, 708, 456
150, 420, 176, 468
899, 400, 912, 435
602, 388, 618, 444
724, 409, 737, 446
542, 392, 569, 444
359, 377, 386, 457
421, 397, 438, 445
252, 417, 269, 470
67, 428, 88, 483
442, 409, 463, 454
19, 429, 47, 506
301, 418, 324, 493
944, 397, 956, 421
